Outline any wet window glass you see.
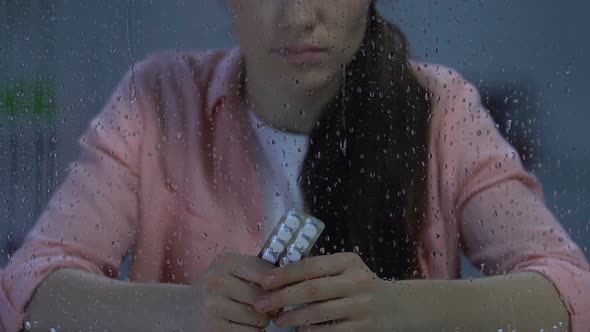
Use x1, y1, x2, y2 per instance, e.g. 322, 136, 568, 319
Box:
1, 1, 588, 331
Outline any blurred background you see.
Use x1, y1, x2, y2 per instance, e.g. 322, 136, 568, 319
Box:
1, 0, 588, 277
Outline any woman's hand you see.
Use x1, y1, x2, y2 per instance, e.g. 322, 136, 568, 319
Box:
252, 252, 572, 331
189, 253, 276, 331
252, 252, 404, 331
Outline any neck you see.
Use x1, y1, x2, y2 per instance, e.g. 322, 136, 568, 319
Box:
244, 70, 341, 135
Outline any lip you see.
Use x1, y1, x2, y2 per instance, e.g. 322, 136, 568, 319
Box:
271, 44, 328, 65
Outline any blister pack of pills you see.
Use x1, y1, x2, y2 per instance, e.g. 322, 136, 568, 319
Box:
258, 209, 325, 266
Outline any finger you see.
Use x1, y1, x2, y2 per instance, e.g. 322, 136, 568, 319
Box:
274, 297, 356, 328
262, 253, 358, 290
217, 253, 275, 286
225, 320, 269, 332
224, 274, 268, 306
298, 320, 359, 332
255, 276, 351, 312
222, 299, 272, 328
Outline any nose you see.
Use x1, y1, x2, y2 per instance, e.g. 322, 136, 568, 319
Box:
277, 0, 318, 34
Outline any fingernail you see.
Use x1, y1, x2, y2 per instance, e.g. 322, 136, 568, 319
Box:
262, 275, 276, 287
255, 296, 271, 311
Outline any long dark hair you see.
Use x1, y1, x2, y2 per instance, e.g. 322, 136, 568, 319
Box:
302, 3, 431, 280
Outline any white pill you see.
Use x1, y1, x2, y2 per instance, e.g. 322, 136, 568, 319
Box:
262, 249, 277, 264
284, 215, 301, 229
277, 226, 293, 242
269, 239, 285, 254
302, 224, 318, 238
287, 249, 302, 262
293, 236, 310, 251
280, 256, 292, 266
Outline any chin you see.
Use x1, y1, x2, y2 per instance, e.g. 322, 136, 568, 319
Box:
280, 65, 339, 92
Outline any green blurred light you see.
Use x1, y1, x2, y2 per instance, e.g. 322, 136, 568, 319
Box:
1, 80, 57, 120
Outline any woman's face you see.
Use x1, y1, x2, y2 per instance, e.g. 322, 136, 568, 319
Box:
230, 0, 372, 92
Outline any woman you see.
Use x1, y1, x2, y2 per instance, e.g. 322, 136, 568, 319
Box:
2, 1, 589, 331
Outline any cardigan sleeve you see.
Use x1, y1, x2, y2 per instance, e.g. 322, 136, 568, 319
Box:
426, 64, 590, 330
0, 64, 148, 332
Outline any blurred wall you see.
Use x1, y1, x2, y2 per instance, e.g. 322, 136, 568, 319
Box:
1, 1, 588, 274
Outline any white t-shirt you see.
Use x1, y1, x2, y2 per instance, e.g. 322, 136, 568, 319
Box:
249, 110, 309, 332
248, 109, 310, 239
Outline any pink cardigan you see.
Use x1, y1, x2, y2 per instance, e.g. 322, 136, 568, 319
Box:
1, 47, 589, 331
